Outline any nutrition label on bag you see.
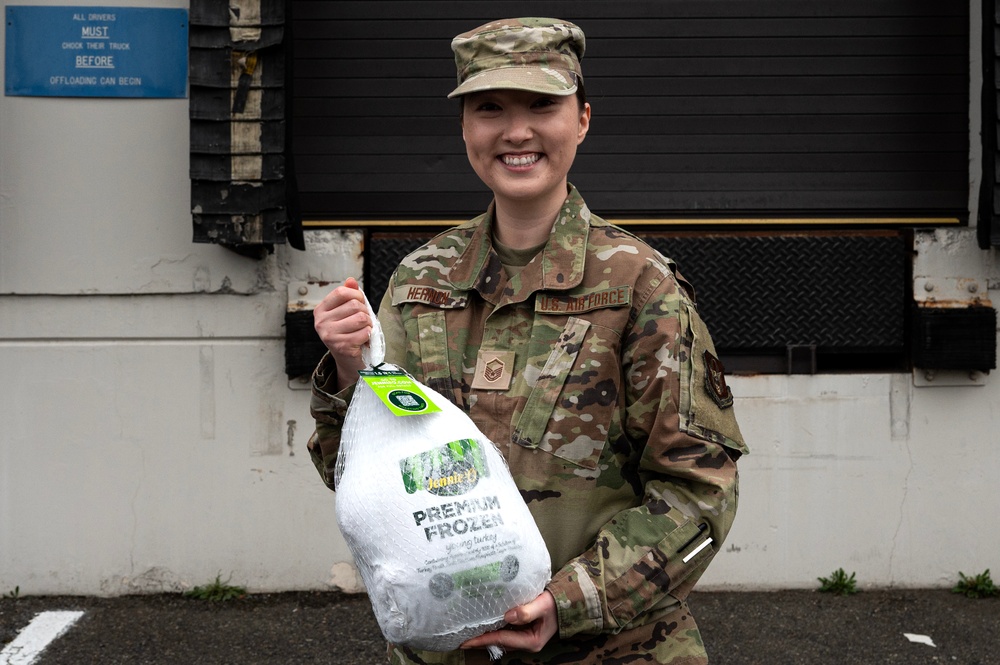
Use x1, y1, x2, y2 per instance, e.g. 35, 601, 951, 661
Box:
360, 368, 441, 417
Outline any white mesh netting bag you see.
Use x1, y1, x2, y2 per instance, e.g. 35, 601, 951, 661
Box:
333, 298, 551, 652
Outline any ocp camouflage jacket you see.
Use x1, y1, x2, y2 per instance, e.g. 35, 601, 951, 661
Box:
310, 185, 748, 665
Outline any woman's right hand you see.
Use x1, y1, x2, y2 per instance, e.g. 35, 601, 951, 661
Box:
313, 277, 372, 389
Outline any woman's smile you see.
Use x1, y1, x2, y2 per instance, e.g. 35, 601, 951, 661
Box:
501, 152, 542, 169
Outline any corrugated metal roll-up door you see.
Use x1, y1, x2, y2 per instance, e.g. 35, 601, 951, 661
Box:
290, 1, 968, 224
979, 0, 1000, 248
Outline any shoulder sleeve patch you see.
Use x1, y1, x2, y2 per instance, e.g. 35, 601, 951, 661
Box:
703, 351, 734, 409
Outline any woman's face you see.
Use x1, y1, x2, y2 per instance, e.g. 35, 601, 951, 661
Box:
461, 89, 591, 214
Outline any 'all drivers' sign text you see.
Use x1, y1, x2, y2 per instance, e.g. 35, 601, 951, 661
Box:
5, 6, 188, 98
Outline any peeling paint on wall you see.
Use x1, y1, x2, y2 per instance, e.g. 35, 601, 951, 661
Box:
889, 374, 911, 440
200, 346, 216, 440
328, 562, 364, 594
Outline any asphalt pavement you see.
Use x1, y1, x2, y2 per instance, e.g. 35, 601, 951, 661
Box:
1, 589, 998, 664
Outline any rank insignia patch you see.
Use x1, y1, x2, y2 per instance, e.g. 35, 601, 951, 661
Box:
471, 350, 514, 390
483, 357, 505, 383
704, 351, 734, 409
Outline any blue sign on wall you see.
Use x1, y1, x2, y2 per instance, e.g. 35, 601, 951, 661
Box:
5, 6, 188, 98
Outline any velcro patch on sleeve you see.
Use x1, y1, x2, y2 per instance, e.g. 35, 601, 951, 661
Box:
682, 302, 749, 456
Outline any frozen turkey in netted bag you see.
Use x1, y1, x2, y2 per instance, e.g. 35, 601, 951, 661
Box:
334, 363, 551, 652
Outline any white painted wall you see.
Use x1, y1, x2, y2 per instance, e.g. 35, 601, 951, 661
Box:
1, 1, 997, 595
703, 1, 1000, 589
0, 0, 361, 595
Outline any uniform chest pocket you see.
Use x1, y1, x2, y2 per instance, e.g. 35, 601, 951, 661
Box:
511, 317, 620, 471
408, 310, 465, 404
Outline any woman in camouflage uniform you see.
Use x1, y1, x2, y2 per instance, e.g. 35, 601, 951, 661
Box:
310, 17, 747, 665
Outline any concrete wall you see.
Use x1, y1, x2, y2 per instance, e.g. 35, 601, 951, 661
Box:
1, 1, 997, 595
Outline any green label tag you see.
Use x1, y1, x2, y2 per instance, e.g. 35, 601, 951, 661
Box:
360, 369, 441, 417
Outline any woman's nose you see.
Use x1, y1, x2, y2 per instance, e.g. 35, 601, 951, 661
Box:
503, 112, 533, 144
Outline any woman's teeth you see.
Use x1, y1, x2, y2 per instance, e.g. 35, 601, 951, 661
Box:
503, 154, 540, 167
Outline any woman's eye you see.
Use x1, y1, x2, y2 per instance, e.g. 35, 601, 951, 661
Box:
532, 97, 556, 109
476, 102, 501, 112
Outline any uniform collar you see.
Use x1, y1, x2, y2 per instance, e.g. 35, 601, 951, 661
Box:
450, 184, 590, 296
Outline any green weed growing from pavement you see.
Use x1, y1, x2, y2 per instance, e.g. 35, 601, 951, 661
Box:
817, 568, 858, 596
952, 569, 999, 599
3, 586, 19, 600
183, 574, 246, 602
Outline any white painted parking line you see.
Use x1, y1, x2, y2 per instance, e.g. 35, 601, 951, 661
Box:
0, 611, 85, 665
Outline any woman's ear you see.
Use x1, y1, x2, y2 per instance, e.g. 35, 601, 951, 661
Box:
460, 102, 468, 143
577, 102, 592, 144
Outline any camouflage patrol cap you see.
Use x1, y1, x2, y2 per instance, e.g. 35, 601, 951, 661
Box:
447, 17, 585, 99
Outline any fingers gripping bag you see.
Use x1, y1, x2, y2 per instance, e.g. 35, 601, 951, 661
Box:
334, 296, 551, 652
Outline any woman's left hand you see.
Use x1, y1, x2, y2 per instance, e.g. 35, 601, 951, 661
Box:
461, 590, 558, 654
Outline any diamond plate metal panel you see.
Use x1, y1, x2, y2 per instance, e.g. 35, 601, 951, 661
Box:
367, 231, 909, 354
645, 233, 908, 352
367, 233, 434, 310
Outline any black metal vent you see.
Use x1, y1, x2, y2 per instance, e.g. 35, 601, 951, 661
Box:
189, 0, 302, 252
912, 306, 997, 371
285, 310, 327, 378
